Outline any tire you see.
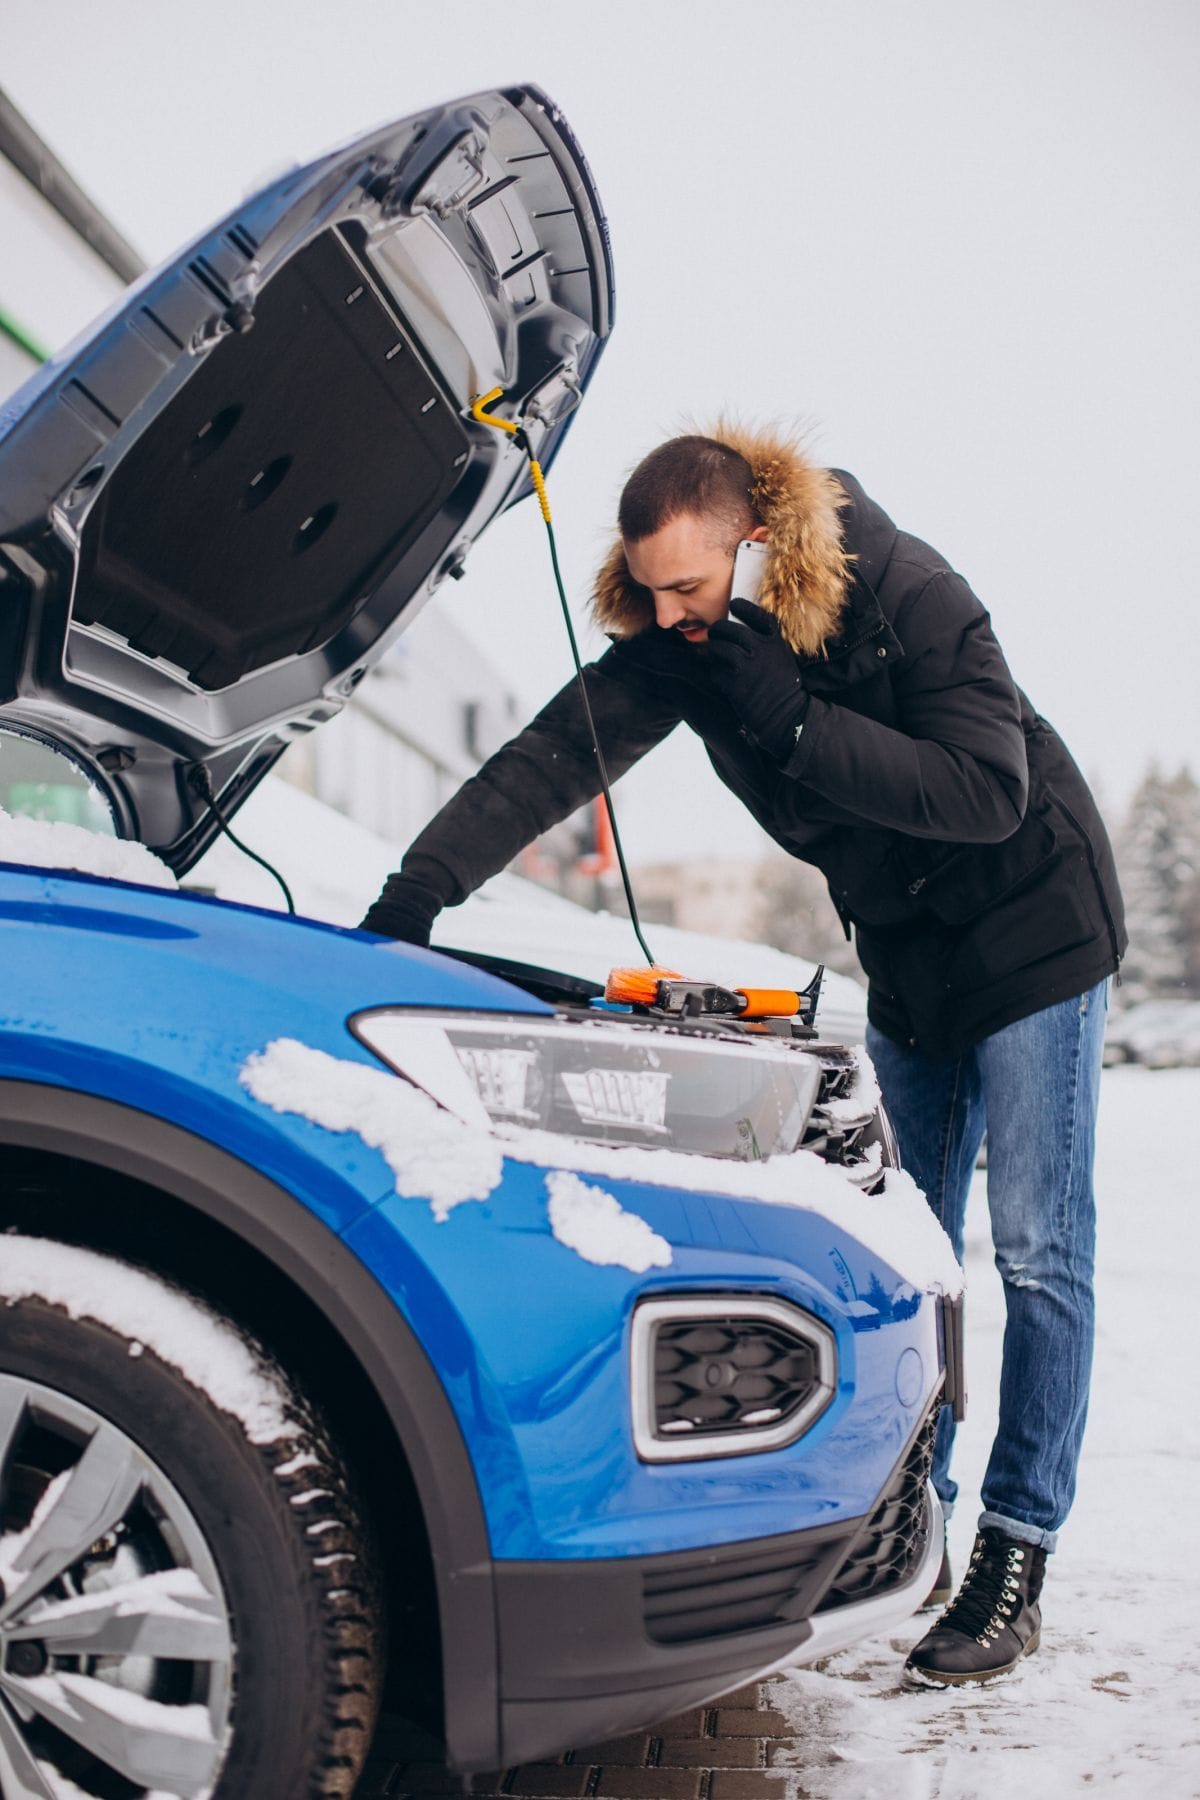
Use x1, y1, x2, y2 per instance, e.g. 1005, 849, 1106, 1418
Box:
0, 1236, 383, 1799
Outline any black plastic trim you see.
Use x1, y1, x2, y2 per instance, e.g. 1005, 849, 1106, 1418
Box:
938, 1293, 967, 1423
0, 1079, 500, 1770
813, 1389, 942, 1620
438, 944, 605, 1006
491, 1515, 854, 1768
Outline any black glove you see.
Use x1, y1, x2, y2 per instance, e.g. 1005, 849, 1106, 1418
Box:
706, 598, 810, 764
359, 871, 443, 945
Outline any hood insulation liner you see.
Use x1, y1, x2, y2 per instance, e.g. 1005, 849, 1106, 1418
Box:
74, 229, 469, 691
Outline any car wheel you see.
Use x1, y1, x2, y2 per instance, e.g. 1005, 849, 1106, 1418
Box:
0, 1241, 383, 1799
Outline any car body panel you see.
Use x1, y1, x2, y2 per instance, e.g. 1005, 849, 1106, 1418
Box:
348, 1186, 939, 1560
0, 861, 549, 1222
0, 860, 944, 1564
0, 1073, 505, 1772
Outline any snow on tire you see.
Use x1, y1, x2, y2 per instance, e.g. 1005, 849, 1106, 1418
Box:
0, 1235, 383, 1799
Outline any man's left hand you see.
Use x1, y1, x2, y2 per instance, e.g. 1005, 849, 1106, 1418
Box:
707, 598, 810, 763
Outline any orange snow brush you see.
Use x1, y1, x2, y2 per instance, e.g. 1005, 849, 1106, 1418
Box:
605, 966, 683, 1005
605, 966, 806, 1020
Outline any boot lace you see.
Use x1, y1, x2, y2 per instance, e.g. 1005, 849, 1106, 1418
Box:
940, 1535, 1028, 1646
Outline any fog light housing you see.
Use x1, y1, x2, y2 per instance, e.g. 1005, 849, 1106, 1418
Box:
631, 1295, 837, 1461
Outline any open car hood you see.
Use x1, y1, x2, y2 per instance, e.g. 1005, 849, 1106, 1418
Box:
0, 86, 613, 870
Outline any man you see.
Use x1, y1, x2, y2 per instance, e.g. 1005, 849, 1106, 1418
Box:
362, 428, 1124, 1686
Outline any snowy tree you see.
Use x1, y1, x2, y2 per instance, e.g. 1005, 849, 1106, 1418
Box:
1115, 764, 1200, 1000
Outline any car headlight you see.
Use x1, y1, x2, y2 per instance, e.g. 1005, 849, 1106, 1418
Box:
350, 1010, 823, 1160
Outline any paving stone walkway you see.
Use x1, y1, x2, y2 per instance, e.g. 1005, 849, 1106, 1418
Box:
359, 1681, 802, 1799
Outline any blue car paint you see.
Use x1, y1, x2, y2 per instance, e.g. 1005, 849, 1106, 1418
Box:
0, 862, 548, 1230
0, 860, 941, 1562
347, 1183, 934, 1560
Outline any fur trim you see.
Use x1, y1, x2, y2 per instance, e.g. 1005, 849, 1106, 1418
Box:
591, 423, 854, 656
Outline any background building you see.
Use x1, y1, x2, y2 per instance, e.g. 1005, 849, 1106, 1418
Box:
630, 853, 864, 982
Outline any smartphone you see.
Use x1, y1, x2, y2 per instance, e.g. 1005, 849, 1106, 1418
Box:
731, 538, 767, 609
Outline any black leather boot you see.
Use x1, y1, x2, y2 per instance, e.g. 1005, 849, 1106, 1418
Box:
906, 1527, 1046, 1685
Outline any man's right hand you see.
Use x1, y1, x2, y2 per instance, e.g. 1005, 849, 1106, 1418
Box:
358, 872, 443, 946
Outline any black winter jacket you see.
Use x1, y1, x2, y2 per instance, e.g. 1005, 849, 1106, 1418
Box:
393, 470, 1125, 1058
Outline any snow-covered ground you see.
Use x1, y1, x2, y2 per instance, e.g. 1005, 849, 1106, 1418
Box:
772, 1066, 1200, 1797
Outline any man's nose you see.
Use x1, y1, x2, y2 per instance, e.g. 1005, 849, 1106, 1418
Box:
654, 593, 688, 629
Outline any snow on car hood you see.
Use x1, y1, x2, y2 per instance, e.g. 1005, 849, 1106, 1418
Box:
240, 1036, 963, 1295
0, 86, 613, 874
0, 804, 176, 888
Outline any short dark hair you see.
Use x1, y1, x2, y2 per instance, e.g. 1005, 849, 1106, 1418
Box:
618, 435, 758, 546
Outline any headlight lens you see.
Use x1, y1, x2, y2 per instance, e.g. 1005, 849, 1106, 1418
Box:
351, 1012, 823, 1160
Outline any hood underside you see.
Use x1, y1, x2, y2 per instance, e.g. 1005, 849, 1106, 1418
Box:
0, 86, 614, 868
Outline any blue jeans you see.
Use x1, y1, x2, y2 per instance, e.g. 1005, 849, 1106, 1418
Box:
866, 980, 1108, 1552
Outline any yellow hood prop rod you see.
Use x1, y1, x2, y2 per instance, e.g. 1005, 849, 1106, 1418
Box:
470, 386, 658, 968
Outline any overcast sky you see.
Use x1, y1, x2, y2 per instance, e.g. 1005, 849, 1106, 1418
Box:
5, 0, 1197, 862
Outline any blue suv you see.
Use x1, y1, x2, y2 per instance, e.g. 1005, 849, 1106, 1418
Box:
0, 88, 961, 1800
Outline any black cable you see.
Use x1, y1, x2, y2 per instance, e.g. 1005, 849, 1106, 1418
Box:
538, 510, 657, 967
188, 766, 296, 915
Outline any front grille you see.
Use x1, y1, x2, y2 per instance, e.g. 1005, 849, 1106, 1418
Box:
643, 1526, 850, 1644
816, 1407, 937, 1613
655, 1316, 825, 1436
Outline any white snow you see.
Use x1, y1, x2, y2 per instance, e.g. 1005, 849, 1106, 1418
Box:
22, 1670, 215, 1740
24, 1567, 212, 1624
273, 1449, 321, 1477
0, 804, 176, 888
0, 1468, 70, 1590
545, 1170, 672, 1273
503, 1128, 961, 1296
766, 1066, 1200, 1797
818, 1044, 881, 1123
0, 1236, 293, 1442
239, 1037, 502, 1222
239, 1037, 962, 1295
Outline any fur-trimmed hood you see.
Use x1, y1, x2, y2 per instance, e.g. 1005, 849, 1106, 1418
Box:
591, 424, 855, 657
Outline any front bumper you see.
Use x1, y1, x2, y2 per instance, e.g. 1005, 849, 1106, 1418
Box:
483, 1405, 941, 1770
790, 1481, 943, 1665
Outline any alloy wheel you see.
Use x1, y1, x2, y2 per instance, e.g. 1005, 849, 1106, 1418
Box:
0, 1372, 234, 1799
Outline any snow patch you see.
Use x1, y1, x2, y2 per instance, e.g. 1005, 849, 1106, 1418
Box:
545, 1170, 672, 1273
818, 1042, 882, 1123
22, 1670, 215, 1740
239, 1039, 961, 1294
274, 1449, 321, 1477
769, 1067, 1200, 1796
0, 1468, 70, 1590
27, 1567, 212, 1625
0, 804, 176, 889
0, 1236, 293, 1442
239, 1037, 501, 1221
502, 1126, 960, 1296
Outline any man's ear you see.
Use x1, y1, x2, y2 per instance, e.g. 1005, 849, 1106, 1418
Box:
748, 524, 769, 542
